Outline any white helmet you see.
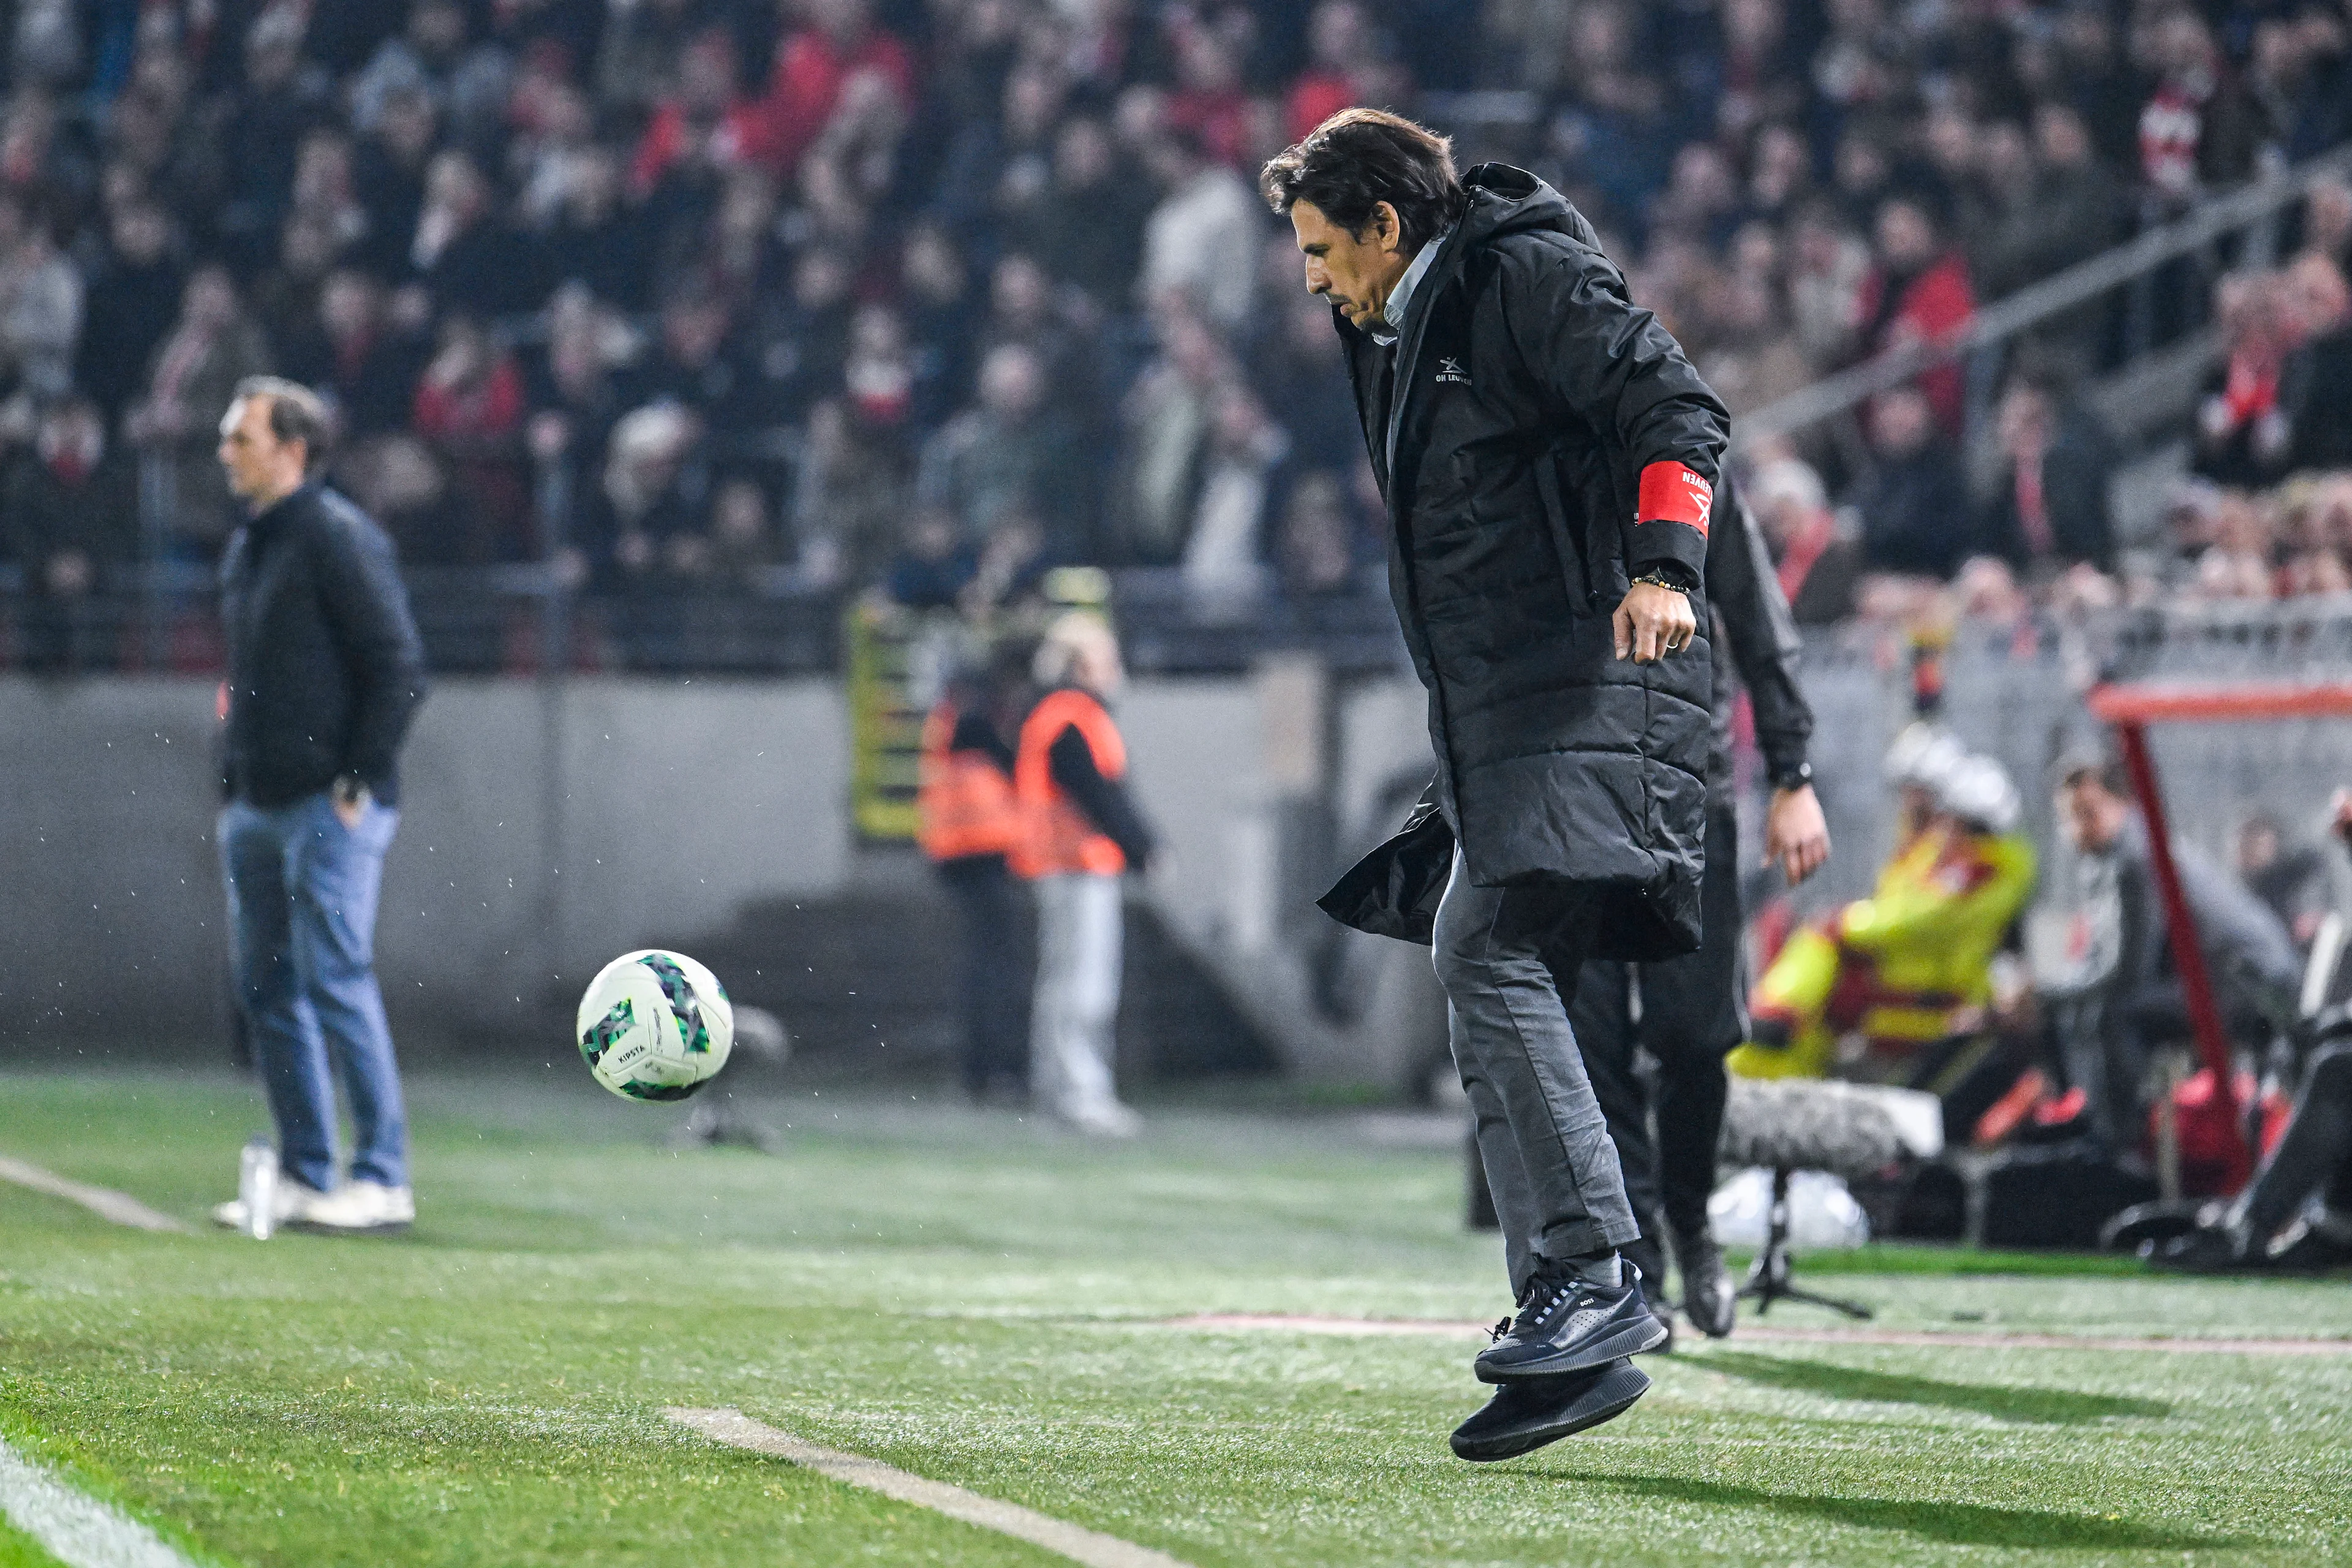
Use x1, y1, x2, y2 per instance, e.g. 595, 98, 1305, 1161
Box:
1937, 754, 2021, 834
1884, 723, 1964, 793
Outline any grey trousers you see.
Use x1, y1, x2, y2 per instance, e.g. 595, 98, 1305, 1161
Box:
1030, 872, 1126, 1118
1433, 848, 1640, 1295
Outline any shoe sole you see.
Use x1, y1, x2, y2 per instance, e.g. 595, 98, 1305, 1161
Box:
1474, 1311, 1671, 1384
1451, 1360, 1651, 1461
284, 1219, 413, 1237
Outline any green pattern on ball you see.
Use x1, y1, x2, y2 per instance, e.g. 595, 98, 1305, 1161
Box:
579, 996, 635, 1068
636, 952, 712, 1054
619, 1079, 702, 1102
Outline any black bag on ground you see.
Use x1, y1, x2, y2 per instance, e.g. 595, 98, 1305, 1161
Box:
1977, 1139, 2160, 1249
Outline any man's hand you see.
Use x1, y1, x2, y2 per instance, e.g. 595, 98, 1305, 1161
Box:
1613, 579, 1697, 663
331, 777, 371, 831
1763, 783, 1831, 885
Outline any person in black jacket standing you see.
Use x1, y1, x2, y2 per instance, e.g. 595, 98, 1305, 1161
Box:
1554, 477, 1830, 1344
208, 377, 429, 1238
1266, 110, 1728, 1460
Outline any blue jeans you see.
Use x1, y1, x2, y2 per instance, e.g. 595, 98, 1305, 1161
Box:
219, 793, 407, 1191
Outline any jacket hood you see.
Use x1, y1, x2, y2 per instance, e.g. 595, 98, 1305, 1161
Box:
1453, 163, 1599, 252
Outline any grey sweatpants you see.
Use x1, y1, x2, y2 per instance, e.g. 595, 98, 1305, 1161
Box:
1030, 872, 1126, 1119
1433, 848, 1640, 1295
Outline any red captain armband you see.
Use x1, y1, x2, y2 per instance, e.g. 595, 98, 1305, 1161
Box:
1637, 461, 1713, 537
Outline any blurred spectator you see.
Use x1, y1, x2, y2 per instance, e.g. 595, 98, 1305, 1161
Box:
538, 145, 655, 314
1979, 372, 2118, 576
3, 396, 134, 671
618, 290, 756, 439
738, 246, 853, 429
1275, 467, 1360, 600
978, 252, 1101, 437
350, 0, 511, 155
411, 315, 529, 562
886, 505, 978, 609
917, 342, 1090, 550
793, 395, 903, 588
1285, 1, 1404, 143
1749, 453, 1860, 625
1853, 385, 1971, 580
410, 152, 538, 318
1182, 380, 1289, 612
1855, 189, 1975, 436
705, 475, 786, 587
1109, 310, 1229, 565
352, 85, 439, 281
1023, 115, 1154, 312
0, 193, 81, 402
1251, 290, 1366, 477
2237, 812, 2331, 951
2284, 251, 2352, 473
2194, 270, 2299, 489
215, 10, 336, 273
2136, 3, 2267, 213
1785, 198, 1871, 371
630, 29, 778, 195
1138, 127, 1260, 332
763, 0, 916, 178
579, 402, 704, 589
124, 266, 271, 556
306, 271, 432, 440
72, 199, 178, 426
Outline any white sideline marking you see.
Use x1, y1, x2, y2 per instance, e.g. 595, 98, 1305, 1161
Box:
0, 1156, 190, 1234
1162, 1313, 2352, 1355
665, 1407, 1193, 1568
0, 1437, 201, 1568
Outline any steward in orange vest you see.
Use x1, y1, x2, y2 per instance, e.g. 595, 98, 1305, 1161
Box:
1011, 685, 1155, 879
917, 697, 1022, 865
917, 674, 1030, 1100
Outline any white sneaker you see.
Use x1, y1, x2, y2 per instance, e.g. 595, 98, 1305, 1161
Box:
1065, 1100, 1142, 1139
292, 1180, 415, 1235
211, 1180, 326, 1231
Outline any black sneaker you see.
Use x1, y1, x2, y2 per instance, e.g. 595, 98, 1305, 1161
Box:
2146, 1224, 2252, 1273
1449, 1359, 1651, 1461
1474, 1262, 1669, 1384
1672, 1228, 1736, 1339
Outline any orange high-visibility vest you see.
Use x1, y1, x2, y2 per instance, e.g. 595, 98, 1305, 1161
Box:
916, 701, 1023, 862
1011, 687, 1128, 878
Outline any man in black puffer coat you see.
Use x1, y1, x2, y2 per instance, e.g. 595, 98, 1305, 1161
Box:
1264, 110, 1728, 1460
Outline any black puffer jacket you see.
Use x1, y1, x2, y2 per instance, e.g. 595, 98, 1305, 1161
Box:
1317, 164, 1730, 960
220, 483, 428, 808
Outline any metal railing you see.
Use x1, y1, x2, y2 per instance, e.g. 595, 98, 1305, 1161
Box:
1739, 142, 2352, 455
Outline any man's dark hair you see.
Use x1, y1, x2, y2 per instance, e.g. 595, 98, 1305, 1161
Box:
1259, 108, 1466, 255
234, 375, 333, 470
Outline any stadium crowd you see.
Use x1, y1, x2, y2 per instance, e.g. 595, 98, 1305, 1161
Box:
2, 0, 2352, 666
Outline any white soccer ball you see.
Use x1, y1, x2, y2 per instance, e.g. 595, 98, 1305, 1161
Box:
575, 949, 734, 1102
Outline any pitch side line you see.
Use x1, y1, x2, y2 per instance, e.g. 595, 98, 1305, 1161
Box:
0, 1438, 202, 1568
666, 1408, 1194, 1568
0, 1156, 190, 1234
1161, 1313, 2352, 1355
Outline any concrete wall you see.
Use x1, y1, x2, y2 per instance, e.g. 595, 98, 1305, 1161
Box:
0, 677, 850, 1049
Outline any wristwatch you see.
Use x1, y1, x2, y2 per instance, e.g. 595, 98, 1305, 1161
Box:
1770, 761, 1814, 793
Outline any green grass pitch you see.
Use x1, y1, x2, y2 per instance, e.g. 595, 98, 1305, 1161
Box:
2, 1067, 2350, 1566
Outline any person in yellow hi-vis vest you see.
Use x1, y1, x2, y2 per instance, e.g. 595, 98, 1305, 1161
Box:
1732, 752, 2035, 1080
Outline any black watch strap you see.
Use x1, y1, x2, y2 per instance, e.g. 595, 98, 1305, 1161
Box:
1770, 761, 1814, 792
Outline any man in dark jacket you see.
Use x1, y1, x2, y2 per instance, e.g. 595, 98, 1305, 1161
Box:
1554, 478, 1828, 1345
1266, 110, 1728, 1460
2045, 752, 2301, 1155
209, 377, 429, 1238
